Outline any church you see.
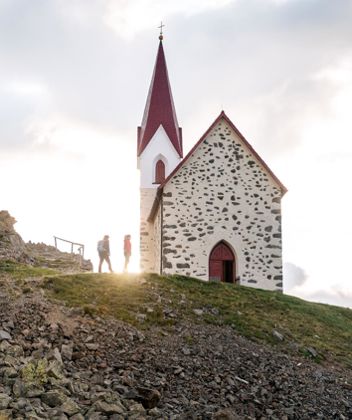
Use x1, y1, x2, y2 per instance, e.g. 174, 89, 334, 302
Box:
137, 34, 287, 291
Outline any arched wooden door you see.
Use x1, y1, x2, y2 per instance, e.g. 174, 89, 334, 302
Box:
209, 242, 235, 283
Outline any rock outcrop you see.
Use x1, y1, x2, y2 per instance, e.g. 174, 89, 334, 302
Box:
26, 242, 92, 272
0, 211, 92, 272
0, 211, 28, 262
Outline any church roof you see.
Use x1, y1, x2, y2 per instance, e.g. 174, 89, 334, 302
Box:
148, 111, 287, 221
137, 40, 183, 157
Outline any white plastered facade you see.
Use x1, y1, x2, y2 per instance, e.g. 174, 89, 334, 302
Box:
138, 125, 181, 188
150, 118, 283, 291
138, 124, 182, 271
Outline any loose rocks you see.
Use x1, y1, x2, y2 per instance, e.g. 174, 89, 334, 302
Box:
0, 269, 352, 419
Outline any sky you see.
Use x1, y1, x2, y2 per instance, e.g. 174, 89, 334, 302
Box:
1, 0, 352, 308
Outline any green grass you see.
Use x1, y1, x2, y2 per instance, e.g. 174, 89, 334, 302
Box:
43, 273, 173, 327
40, 272, 352, 367
2, 261, 352, 367
0, 260, 58, 279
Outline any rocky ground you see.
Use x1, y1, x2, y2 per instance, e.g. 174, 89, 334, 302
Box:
1, 211, 352, 419
0, 273, 352, 420
25, 243, 92, 273
0, 210, 92, 272
0, 212, 28, 263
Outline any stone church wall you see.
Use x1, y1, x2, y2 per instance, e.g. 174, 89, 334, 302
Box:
160, 120, 283, 291
140, 189, 157, 272
153, 203, 162, 273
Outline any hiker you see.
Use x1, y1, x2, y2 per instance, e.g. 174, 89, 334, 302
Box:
123, 234, 131, 273
97, 235, 113, 273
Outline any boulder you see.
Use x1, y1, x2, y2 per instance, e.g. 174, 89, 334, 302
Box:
0, 330, 12, 341
0, 393, 11, 409
41, 390, 67, 407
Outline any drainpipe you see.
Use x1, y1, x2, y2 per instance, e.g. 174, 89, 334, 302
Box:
160, 190, 163, 275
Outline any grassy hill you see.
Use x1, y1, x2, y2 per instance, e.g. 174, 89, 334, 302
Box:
2, 260, 352, 367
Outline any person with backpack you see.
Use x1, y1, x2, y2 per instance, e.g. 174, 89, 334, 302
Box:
97, 235, 113, 273
123, 234, 131, 273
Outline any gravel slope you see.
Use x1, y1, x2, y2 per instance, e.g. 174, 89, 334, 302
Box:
0, 275, 351, 419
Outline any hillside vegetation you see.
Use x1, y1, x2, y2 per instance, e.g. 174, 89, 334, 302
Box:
1, 260, 352, 418
1, 211, 351, 418
38, 268, 352, 367
2, 259, 352, 367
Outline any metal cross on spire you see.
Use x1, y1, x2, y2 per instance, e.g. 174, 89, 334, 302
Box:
158, 21, 165, 40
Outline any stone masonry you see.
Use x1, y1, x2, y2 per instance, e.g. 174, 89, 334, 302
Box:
153, 118, 284, 291
140, 189, 158, 272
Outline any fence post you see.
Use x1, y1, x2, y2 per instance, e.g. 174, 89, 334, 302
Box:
54, 236, 85, 261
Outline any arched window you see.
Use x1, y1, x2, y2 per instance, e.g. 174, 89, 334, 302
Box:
155, 160, 165, 184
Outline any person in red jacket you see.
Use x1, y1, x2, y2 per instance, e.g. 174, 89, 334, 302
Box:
123, 234, 131, 273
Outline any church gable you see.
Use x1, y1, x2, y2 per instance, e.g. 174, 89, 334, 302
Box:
158, 113, 284, 290
160, 111, 286, 195
173, 118, 283, 199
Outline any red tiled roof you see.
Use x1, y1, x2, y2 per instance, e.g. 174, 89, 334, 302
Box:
137, 41, 183, 157
148, 111, 287, 221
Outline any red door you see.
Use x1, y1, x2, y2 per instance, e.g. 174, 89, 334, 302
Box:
209, 242, 235, 283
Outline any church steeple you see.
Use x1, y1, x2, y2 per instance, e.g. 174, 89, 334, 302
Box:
137, 38, 183, 158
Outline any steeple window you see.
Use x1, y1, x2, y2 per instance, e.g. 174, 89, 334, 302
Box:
155, 160, 165, 184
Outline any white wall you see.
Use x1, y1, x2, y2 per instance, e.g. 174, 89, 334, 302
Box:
139, 124, 182, 271
139, 188, 157, 272
160, 119, 283, 291
138, 125, 181, 188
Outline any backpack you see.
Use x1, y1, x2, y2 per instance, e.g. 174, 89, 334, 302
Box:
97, 240, 105, 252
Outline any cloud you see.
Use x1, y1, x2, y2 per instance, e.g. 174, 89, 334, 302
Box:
283, 262, 308, 292
0, 0, 128, 150
103, 0, 233, 39
300, 288, 352, 309
1, 0, 352, 154
173, 0, 352, 153
284, 261, 352, 309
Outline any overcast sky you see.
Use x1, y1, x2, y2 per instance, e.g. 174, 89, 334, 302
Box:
1, 0, 352, 308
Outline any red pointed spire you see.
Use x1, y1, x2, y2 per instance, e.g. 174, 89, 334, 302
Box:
137, 40, 183, 157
